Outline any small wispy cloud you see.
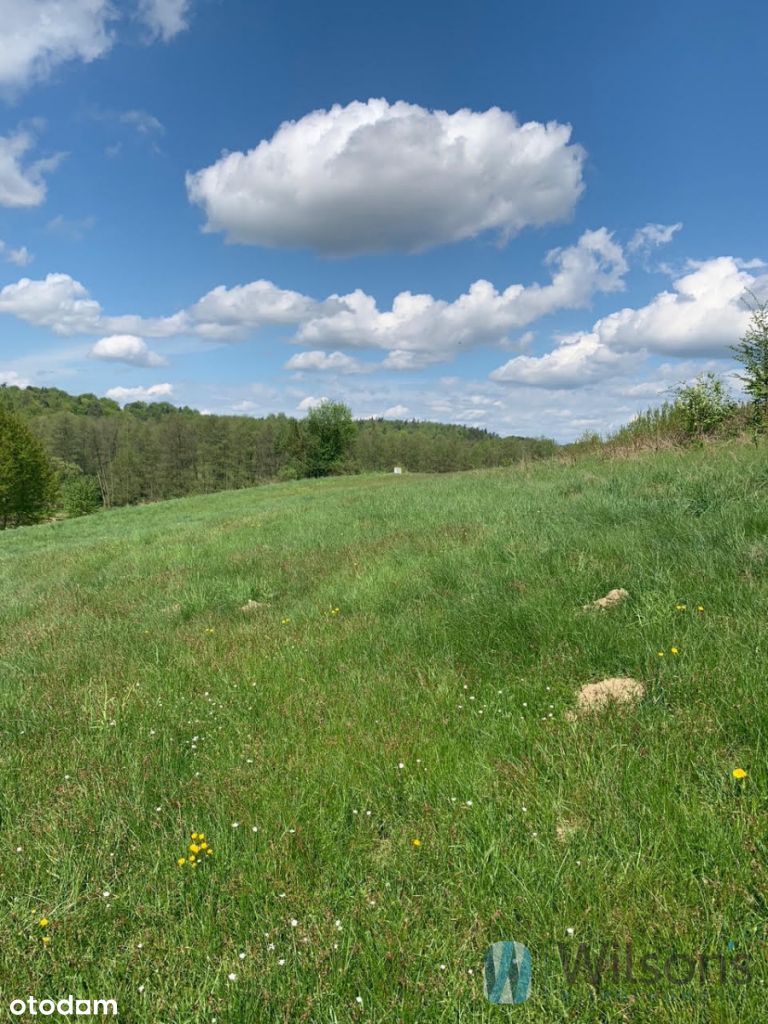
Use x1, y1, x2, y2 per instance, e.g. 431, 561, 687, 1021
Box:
119, 109, 165, 135
0, 239, 33, 266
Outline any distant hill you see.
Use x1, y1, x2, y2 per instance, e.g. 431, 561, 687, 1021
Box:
0, 384, 557, 509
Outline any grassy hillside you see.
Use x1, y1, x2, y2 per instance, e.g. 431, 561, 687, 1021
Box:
1, 444, 767, 1022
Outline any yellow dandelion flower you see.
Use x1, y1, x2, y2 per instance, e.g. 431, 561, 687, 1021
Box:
177, 857, 186, 866
411, 838, 422, 847
671, 647, 679, 655
281, 618, 290, 624
676, 603, 687, 611
42, 936, 51, 945
39, 918, 49, 928
657, 651, 665, 657
697, 605, 704, 612
199, 842, 208, 850
206, 849, 213, 856
191, 832, 199, 840
732, 768, 748, 780
189, 843, 200, 854
198, 833, 205, 840
188, 854, 196, 863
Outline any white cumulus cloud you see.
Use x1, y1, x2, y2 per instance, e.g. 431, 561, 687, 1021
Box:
0, 273, 102, 332
189, 280, 332, 338
284, 350, 363, 373
490, 255, 767, 389
297, 228, 627, 362
0, 228, 628, 363
0, 130, 62, 207
186, 98, 586, 255
384, 404, 409, 417
0, 0, 115, 95
576, 257, 765, 357
90, 334, 167, 367
106, 382, 174, 402
490, 334, 641, 389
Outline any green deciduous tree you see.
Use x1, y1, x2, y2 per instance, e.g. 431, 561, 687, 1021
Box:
289, 401, 357, 477
732, 295, 768, 431
0, 406, 57, 528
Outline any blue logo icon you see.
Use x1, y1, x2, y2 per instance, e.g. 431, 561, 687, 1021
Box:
484, 941, 532, 1005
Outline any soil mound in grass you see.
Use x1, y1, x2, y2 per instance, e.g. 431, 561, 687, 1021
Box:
583, 587, 629, 611
566, 676, 644, 720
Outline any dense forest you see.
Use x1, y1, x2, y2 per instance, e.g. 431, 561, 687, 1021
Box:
0, 384, 557, 510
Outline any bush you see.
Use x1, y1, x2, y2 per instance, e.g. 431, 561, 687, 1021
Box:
672, 373, 736, 441
61, 474, 102, 517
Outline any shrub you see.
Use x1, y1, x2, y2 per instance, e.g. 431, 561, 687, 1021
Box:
672, 373, 736, 440
61, 474, 102, 517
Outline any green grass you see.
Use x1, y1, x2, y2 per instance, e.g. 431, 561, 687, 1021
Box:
1, 442, 767, 1022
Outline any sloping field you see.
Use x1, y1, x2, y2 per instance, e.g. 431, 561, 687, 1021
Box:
1, 444, 767, 1022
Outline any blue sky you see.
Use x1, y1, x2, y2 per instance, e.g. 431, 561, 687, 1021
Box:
1, 0, 766, 440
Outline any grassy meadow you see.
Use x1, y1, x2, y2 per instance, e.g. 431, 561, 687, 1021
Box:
1, 441, 767, 1022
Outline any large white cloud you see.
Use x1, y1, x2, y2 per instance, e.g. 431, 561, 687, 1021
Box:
0, 0, 115, 94
90, 334, 167, 367
0, 273, 102, 332
0, 130, 62, 207
189, 280, 335, 338
136, 0, 191, 42
490, 256, 767, 388
0, 0, 192, 95
490, 334, 641, 389
582, 257, 766, 356
186, 99, 586, 254
297, 228, 627, 361
0, 272, 191, 336
0, 228, 627, 360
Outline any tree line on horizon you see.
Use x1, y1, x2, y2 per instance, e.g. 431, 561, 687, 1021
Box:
0, 384, 556, 525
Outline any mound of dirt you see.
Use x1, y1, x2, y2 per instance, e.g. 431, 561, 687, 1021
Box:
566, 677, 644, 720
583, 588, 629, 611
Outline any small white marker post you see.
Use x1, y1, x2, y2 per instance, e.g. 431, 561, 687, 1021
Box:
393, 466, 402, 475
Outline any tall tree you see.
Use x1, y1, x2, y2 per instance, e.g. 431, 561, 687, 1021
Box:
298, 401, 356, 477
0, 406, 57, 529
